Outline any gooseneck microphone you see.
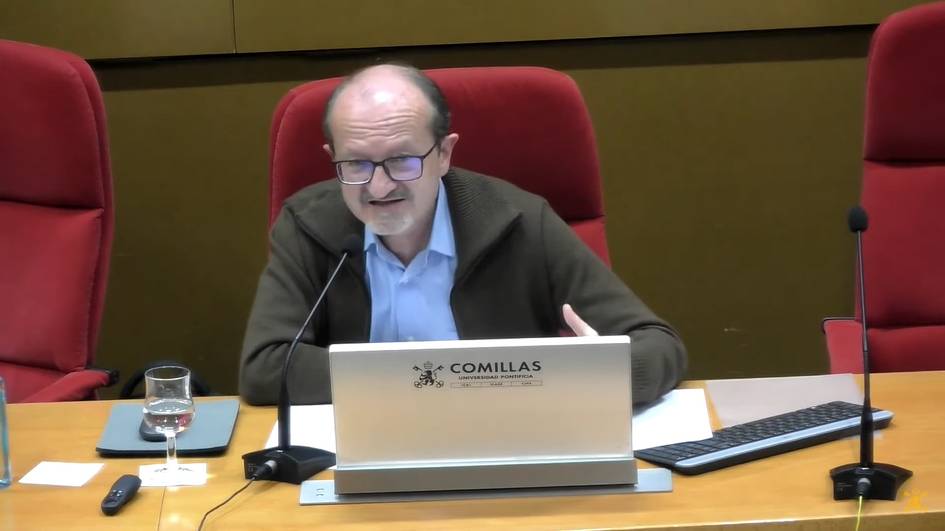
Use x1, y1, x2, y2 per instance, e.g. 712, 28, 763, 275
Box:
830, 206, 912, 500
848, 207, 874, 469
243, 234, 362, 484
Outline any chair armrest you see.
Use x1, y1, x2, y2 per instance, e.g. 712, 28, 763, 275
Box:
22, 368, 115, 403
822, 318, 864, 373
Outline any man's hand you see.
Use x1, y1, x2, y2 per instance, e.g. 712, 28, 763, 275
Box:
562, 303, 599, 336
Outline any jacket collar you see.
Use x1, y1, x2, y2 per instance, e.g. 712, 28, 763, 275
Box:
442, 168, 522, 281
285, 180, 365, 277
286, 168, 521, 280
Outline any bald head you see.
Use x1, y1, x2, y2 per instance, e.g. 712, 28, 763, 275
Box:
322, 64, 450, 149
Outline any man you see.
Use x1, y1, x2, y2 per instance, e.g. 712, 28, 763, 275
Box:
240, 64, 686, 406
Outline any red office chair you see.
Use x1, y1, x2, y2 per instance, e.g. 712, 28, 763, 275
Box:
0, 40, 115, 402
823, 2, 945, 373
269, 66, 610, 264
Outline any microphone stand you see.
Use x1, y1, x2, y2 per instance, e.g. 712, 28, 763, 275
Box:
830, 207, 912, 500
242, 245, 356, 484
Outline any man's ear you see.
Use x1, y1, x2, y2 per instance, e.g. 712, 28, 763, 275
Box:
436, 133, 460, 175
323, 143, 333, 159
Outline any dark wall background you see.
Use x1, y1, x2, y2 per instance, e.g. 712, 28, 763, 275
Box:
1, 1, 929, 397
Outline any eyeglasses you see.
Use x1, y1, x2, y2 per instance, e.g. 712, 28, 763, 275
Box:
333, 143, 438, 185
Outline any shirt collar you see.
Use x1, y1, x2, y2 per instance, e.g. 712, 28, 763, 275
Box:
363, 178, 456, 259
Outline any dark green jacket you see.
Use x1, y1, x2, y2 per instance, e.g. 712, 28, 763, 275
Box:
240, 168, 687, 405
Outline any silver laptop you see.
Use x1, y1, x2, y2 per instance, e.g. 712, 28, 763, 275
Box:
329, 335, 636, 494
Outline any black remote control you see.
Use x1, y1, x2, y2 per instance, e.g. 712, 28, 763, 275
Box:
101, 474, 141, 516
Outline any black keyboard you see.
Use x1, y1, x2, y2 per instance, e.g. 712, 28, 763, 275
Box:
634, 401, 893, 475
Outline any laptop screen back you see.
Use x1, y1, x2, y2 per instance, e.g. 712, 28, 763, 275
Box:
329, 335, 632, 466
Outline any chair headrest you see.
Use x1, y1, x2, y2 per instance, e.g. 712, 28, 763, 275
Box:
864, 2, 945, 162
270, 67, 603, 226
0, 39, 111, 208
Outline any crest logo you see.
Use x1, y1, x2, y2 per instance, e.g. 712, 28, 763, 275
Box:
413, 361, 445, 388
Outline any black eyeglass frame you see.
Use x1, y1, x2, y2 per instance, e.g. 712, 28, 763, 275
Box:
332, 143, 439, 185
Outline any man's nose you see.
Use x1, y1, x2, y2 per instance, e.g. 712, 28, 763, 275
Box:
367, 165, 396, 197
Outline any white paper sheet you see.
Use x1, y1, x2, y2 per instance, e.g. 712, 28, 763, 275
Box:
264, 404, 336, 452
19, 461, 104, 487
266, 391, 712, 454
632, 389, 713, 450
706, 373, 863, 428
139, 462, 207, 487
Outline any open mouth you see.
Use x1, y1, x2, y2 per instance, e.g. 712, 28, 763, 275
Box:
368, 197, 406, 206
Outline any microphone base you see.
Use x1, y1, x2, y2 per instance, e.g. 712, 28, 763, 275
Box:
243, 446, 336, 484
830, 462, 913, 500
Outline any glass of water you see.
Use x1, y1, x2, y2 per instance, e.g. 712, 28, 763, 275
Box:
143, 366, 195, 477
1, 377, 10, 489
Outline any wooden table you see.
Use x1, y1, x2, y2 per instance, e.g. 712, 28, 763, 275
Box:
4, 372, 944, 530
2, 399, 163, 530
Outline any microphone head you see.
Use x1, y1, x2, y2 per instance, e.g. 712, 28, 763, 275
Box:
341, 234, 363, 256
848, 206, 869, 233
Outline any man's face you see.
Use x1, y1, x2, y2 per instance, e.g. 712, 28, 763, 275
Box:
325, 78, 457, 244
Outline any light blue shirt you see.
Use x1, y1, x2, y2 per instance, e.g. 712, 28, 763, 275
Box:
364, 181, 459, 342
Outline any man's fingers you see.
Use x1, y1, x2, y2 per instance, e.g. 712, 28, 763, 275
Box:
562, 303, 599, 336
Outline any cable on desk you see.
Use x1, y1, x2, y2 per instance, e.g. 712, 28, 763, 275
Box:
855, 495, 863, 531
197, 478, 255, 531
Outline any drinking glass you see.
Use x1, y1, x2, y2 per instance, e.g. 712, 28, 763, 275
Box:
0, 377, 10, 489
142, 366, 195, 477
